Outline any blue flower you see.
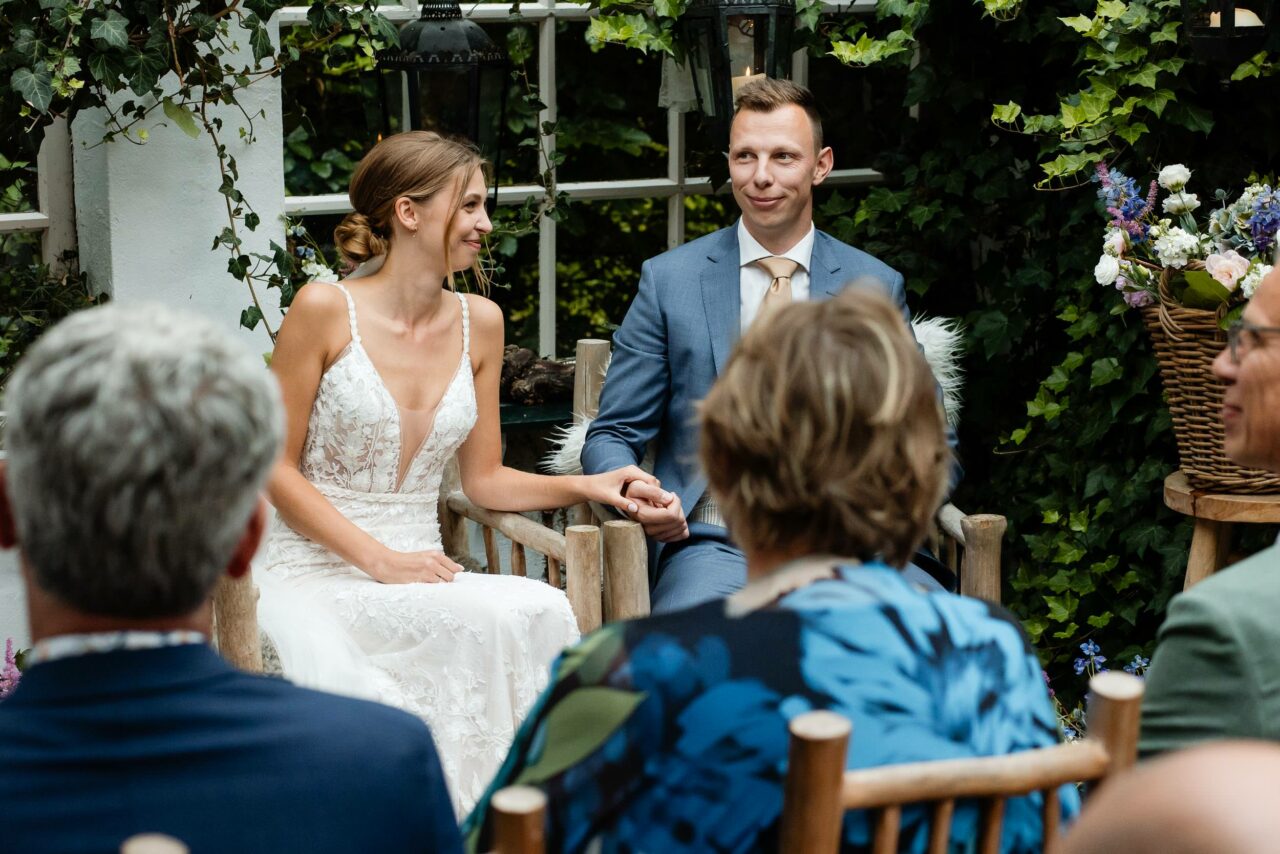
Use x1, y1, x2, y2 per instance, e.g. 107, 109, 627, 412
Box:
1073, 658, 1087, 676
1123, 655, 1150, 675
1249, 187, 1280, 254
1079, 640, 1101, 657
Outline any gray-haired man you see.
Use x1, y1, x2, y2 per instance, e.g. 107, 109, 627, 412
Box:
0, 304, 461, 852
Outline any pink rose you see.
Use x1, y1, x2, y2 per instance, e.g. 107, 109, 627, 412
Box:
1206, 250, 1251, 291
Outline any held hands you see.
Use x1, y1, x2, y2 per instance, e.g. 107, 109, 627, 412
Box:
619, 480, 689, 543
586, 465, 662, 516
365, 548, 463, 584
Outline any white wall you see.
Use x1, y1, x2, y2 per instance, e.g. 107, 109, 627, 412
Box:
0, 21, 287, 650
71, 18, 285, 351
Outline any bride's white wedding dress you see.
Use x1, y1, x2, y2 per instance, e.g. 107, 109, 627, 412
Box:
255, 282, 580, 816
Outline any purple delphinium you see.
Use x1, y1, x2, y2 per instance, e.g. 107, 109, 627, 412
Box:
0, 638, 20, 700
1249, 186, 1280, 255
1095, 163, 1154, 241
1124, 290, 1154, 308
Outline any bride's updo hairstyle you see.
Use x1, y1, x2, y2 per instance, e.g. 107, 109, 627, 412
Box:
699, 286, 949, 567
335, 131, 489, 287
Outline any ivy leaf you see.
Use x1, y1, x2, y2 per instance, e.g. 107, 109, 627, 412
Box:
127, 48, 168, 96
90, 10, 130, 49
240, 305, 264, 330
992, 102, 1022, 124
162, 97, 202, 139
1089, 356, 1122, 388
249, 22, 274, 64
10, 67, 53, 112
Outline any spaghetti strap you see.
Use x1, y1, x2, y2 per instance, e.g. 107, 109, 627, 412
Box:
318, 281, 361, 346
455, 291, 470, 356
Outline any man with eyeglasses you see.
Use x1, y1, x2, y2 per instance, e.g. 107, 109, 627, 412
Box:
1140, 264, 1280, 756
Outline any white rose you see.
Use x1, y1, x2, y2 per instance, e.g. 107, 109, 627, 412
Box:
1103, 229, 1128, 257
1205, 250, 1252, 291
1094, 254, 1121, 286
1162, 192, 1200, 215
1158, 164, 1192, 192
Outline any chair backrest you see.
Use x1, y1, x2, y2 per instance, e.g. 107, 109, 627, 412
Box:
488, 785, 548, 854
780, 671, 1145, 854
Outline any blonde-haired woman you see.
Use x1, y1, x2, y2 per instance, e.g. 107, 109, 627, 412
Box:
468, 287, 1074, 852
256, 131, 655, 815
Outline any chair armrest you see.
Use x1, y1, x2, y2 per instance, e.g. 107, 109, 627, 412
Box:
446, 491, 567, 563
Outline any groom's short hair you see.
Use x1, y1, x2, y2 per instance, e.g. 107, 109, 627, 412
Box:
5, 303, 284, 619
733, 77, 824, 151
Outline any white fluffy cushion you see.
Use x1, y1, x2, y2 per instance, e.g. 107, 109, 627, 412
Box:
542, 316, 964, 475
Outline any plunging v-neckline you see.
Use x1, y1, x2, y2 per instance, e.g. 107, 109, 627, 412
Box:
355, 341, 469, 492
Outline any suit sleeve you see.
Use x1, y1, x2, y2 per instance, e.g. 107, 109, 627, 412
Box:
581, 259, 671, 476
1139, 590, 1261, 757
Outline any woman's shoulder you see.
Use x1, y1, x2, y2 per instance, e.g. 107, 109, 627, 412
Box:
459, 291, 503, 330
276, 281, 355, 354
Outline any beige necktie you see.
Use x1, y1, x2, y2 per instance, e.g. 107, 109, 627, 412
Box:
756, 256, 800, 317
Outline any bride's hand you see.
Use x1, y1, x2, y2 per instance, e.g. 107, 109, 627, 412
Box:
586, 466, 660, 515
365, 548, 463, 584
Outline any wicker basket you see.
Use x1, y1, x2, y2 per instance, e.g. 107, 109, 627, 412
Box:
1141, 267, 1280, 493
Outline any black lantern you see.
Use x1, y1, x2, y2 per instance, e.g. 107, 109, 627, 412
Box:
1182, 0, 1275, 70
376, 1, 508, 166
678, 0, 796, 148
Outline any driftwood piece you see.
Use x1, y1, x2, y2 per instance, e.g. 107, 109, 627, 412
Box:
502, 345, 574, 406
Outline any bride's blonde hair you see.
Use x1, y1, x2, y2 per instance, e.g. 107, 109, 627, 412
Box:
335, 131, 491, 291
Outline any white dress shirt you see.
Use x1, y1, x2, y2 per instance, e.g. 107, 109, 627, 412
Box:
737, 219, 815, 334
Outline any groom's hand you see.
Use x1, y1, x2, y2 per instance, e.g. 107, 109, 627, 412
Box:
623, 482, 689, 543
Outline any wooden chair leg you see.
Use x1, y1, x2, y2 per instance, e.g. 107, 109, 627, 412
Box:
1085, 671, 1145, 784
603, 519, 649, 622
565, 525, 602, 634
959, 514, 1005, 604
213, 574, 262, 672
491, 786, 548, 854
780, 711, 853, 854
1184, 518, 1230, 590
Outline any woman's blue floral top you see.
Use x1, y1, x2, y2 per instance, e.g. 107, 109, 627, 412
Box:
464, 559, 1078, 853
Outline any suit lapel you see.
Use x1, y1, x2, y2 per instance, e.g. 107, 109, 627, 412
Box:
809, 231, 845, 301
700, 228, 741, 376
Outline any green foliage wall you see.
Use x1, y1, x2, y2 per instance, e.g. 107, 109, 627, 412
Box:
813, 0, 1279, 685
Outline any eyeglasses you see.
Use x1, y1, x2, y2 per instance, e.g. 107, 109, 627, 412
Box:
1226, 320, 1280, 364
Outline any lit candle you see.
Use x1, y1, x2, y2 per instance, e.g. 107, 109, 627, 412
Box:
731, 66, 766, 97
1209, 7, 1265, 26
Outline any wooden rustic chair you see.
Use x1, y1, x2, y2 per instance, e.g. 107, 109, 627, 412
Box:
568, 338, 1008, 606
780, 671, 1145, 854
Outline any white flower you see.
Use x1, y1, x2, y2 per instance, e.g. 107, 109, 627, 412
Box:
301, 260, 335, 282
1205, 250, 1252, 291
1162, 192, 1201, 215
1242, 263, 1274, 299
1103, 229, 1128, 257
1094, 254, 1121, 286
1154, 226, 1201, 269
1158, 164, 1192, 192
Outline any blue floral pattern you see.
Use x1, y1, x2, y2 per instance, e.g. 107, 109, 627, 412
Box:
465, 562, 1078, 853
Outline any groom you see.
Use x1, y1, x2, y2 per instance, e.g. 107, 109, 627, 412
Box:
583, 78, 947, 613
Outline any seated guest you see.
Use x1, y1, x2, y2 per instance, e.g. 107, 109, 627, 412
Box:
1061, 741, 1280, 853
1141, 265, 1280, 756
0, 305, 461, 853
465, 287, 1075, 853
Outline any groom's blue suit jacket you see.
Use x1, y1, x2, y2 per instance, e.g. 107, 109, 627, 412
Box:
582, 225, 915, 544
0, 643, 462, 854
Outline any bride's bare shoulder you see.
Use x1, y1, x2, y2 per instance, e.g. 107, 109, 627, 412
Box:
276, 281, 353, 355
460, 292, 503, 337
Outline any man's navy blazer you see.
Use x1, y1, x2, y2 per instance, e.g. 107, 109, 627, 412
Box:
0, 643, 462, 854
582, 225, 911, 521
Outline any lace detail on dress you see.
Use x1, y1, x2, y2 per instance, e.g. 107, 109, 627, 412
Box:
257, 283, 579, 817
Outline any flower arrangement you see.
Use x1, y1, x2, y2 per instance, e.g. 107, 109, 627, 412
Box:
0, 638, 23, 700
1094, 163, 1277, 316
1047, 640, 1148, 741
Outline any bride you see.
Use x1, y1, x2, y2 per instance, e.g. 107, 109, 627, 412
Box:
255, 130, 655, 815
